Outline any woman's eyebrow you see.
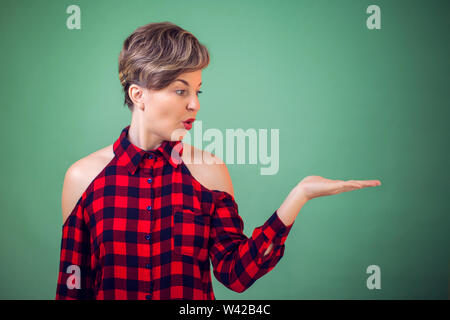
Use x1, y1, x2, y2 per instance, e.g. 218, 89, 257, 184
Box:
174, 79, 202, 87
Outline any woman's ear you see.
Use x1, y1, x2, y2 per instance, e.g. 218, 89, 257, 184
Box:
128, 84, 145, 111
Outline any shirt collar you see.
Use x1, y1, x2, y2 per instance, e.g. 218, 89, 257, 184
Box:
113, 125, 184, 175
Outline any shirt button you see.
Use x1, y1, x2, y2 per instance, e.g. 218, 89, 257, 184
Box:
147, 205, 152, 211
146, 263, 151, 268
148, 154, 153, 159
145, 234, 151, 240
146, 294, 151, 300
147, 178, 152, 183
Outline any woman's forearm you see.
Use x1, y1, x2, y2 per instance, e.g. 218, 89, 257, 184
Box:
263, 185, 308, 256
276, 184, 308, 227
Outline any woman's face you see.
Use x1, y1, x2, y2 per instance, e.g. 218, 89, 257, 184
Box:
132, 69, 202, 141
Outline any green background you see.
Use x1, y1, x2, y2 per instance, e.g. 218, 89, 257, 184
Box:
0, 0, 448, 299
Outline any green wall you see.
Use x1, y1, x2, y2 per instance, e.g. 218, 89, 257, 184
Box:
0, 0, 448, 299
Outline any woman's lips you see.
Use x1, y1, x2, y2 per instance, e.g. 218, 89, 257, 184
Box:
182, 119, 195, 130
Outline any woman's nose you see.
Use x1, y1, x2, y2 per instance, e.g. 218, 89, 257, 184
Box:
188, 100, 200, 111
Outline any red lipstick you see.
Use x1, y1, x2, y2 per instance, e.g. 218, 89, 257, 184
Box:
182, 118, 195, 130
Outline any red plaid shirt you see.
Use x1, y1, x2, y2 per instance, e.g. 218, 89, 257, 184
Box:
56, 125, 294, 300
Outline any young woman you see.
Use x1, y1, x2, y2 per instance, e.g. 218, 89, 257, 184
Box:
55, 21, 381, 300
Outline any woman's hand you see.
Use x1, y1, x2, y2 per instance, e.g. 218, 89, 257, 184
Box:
297, 175, 382, 201
276, 175, 382, 227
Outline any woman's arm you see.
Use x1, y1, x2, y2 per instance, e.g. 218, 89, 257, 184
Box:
263, 176, 381, 256
276, 175, 381, 226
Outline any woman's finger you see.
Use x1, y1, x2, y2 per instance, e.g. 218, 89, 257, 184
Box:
337, 181, 362, 190
347, 180, 381, 187
360, 180, 381, 187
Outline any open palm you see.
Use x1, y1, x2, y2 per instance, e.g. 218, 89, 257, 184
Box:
298, 175, 382, 200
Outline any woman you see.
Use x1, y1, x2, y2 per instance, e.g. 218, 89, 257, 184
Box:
55, 21, 381, 300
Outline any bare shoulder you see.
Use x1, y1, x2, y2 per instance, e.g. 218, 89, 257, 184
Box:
182, 142, 234, 198
61, 144, 114, 224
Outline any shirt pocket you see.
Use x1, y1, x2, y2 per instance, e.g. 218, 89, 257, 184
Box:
173, 207, 210, 262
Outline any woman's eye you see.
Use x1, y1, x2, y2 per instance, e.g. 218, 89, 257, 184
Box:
176, 89, 203, 97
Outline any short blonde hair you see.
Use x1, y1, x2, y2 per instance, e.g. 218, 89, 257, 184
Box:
118, 21, 210, 110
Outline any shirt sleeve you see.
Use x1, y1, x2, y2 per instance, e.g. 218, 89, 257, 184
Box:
55, 198, 95, 300
209, 190, 294, 293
